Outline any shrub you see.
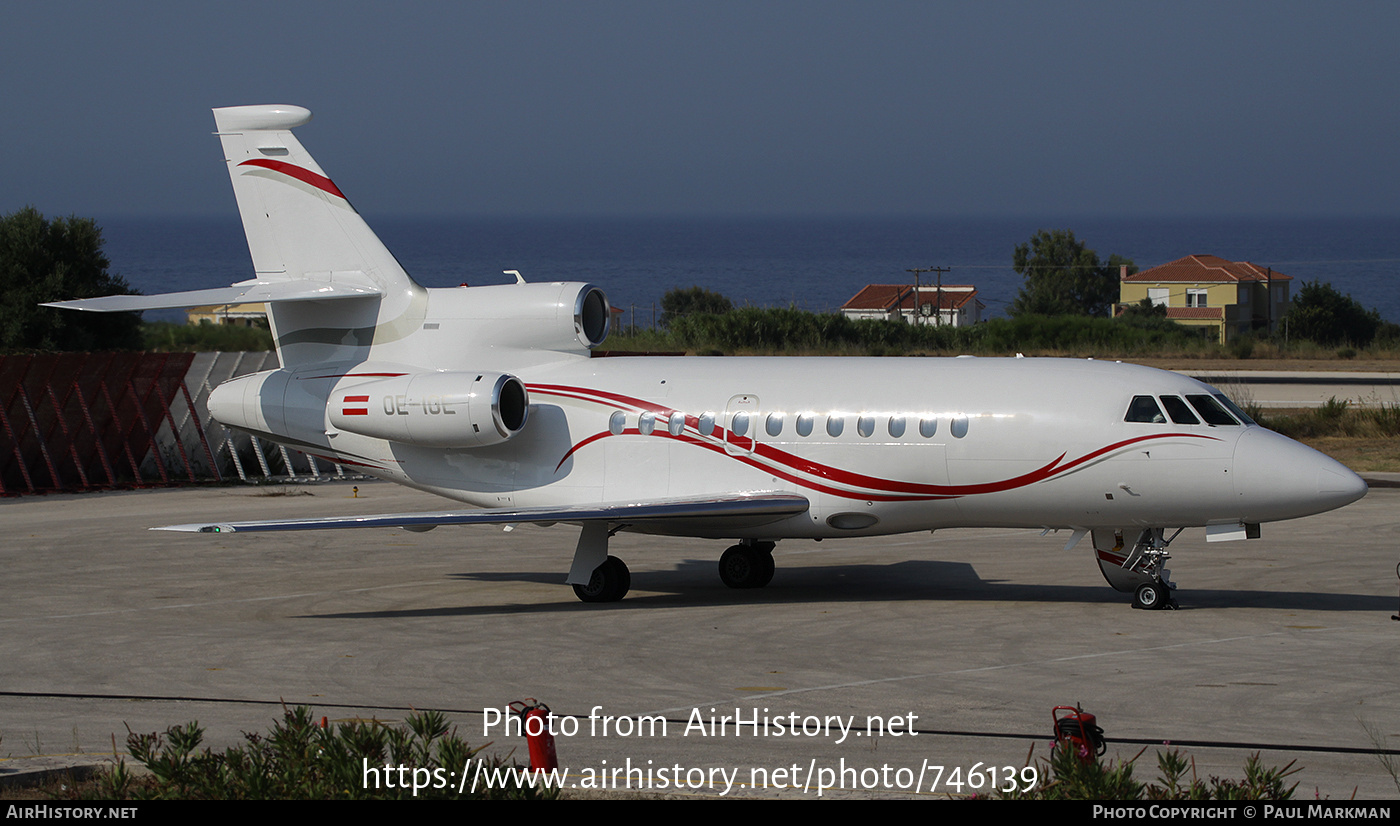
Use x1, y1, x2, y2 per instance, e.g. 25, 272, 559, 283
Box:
1001, 742, 1298, 801
88, 706, 556, 800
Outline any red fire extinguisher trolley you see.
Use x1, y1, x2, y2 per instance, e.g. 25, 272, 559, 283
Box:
508, 698, 559, 772
1052, 705, 1106, 762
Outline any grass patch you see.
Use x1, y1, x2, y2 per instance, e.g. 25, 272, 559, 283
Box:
1295, 437, 1400, 474
1254, 399, 1400, 441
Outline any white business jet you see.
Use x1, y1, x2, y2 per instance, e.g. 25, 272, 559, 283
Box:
48, 105, 1368, 608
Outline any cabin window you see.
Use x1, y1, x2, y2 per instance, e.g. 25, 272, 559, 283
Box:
950, 416, 969, 438
766, 412, 784, 437
638, 411, 656, 435
888, 416, 906, 438
919, 417, 937, 438
732, 412, 750, 437
609, 411, 626, 435
1125, 395, 1166, 423
698, 412, 716, 436
796, 413, 814, 437
826, 415, 845, 437
668, 412, 685, 436
1186, 394, 1238, 426
1159, 396, 1199, 425
857, 415, 875, 437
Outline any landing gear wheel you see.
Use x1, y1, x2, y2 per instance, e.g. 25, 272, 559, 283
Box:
573, 555, 631, 603
754, 549, 776, 587
719, 544, 774, 589
1133, 581, 1175, 610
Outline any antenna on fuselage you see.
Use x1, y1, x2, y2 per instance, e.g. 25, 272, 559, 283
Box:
504, 269, 526, 284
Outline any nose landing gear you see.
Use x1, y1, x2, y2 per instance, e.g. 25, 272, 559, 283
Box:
1094, 528, 1180, 610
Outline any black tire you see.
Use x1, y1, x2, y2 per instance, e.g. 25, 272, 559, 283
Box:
1134, 581, 1164, 610
754, 547, 776, 587
573, 555, 631, 603
719, 545, 764, 589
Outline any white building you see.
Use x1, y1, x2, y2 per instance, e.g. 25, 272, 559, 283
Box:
841, 284, 983, 327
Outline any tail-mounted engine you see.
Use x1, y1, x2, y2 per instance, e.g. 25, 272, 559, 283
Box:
426, 281, 611, 356
330, 371, 529, 448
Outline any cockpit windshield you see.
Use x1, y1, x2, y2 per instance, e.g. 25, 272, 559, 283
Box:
1213, 393, 1256, 426
1125, 395, 1166, 423
1123, 392, 1254, 427
1186, 394, 1239, 426
1159, 396, 1200, 425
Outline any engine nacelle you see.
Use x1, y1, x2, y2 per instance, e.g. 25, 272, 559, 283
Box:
330, 371, 529, 448
424, 282, 611, 356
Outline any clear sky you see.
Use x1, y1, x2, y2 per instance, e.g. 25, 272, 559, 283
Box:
4, 1, 1397, 219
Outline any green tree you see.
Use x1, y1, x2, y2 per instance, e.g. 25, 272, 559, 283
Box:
1009, 229, 1136, 318
659, 285, 733, 327
0, 207, 142, 351
1119, 297, 1167, 319
1283, 280, 1382, 346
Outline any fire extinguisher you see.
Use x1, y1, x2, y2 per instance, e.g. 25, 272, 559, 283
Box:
508, 698, 559, 772
1052, 705, 1106, 762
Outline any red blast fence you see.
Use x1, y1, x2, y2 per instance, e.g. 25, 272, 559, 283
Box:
0, 353, 214, 494
3, 351, 357, 495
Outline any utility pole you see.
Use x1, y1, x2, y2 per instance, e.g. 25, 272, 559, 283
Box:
906, 266, 950, 326
1266, 267, 1273, 336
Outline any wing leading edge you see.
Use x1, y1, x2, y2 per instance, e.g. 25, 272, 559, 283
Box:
154, 492, 811, 534
42, 280, 382, 313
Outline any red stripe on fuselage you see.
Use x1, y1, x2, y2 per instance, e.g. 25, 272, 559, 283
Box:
530, 383, 1222, 500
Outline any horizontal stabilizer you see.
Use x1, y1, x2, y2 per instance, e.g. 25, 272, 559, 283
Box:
154, 492, 811, 533
42, 280, 382, 313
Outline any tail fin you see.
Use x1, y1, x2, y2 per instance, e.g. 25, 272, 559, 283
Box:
48, 106, 425, 368
210, 105, 424, 367
212, 105, 418, 296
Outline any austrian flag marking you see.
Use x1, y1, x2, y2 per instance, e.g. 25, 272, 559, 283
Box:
342, 395, 369, 416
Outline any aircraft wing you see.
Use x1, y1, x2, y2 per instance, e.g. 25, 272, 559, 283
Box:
154, 492, 811, 534
42, 280, 382, 313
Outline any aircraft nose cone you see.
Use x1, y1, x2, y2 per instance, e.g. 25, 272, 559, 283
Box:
1232, 427, 1367, 522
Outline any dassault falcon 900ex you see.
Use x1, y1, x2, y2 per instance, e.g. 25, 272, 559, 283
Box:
48, 105, 1368, 608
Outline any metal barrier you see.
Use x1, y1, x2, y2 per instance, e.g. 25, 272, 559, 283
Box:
0, 352, 348, 495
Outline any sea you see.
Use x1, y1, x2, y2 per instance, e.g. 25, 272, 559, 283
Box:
97, 215, 1400, 327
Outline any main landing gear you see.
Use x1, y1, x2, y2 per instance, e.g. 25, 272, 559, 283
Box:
567, 527, 780, 603
718, 541, 776, 589
572, 555, 631, 603
1093, 528, 1180, 610
568, 523, 632, 603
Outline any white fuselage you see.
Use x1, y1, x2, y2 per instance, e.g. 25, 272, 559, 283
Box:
210, 344, 1362, 542
54, 104, 1371, 604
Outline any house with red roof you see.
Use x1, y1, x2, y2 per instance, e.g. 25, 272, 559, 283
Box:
841, 284, 983, 327
1118, 255, 1291, 343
